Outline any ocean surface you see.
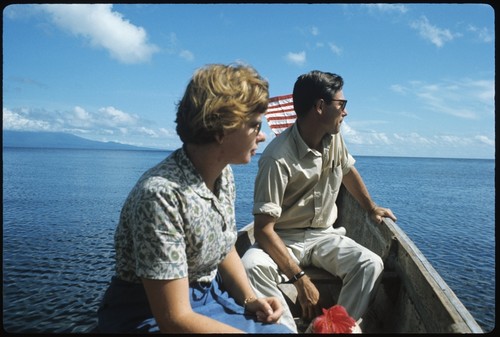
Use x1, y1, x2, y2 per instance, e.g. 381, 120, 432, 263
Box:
2, 147, 495, 333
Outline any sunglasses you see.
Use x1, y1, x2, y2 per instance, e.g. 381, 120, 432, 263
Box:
330, 99, 347, 111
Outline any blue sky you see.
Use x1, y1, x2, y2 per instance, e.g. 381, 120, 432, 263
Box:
3, 3, 495, 159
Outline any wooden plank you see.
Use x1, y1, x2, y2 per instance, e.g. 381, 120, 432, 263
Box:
235, 187, 483, 333
336, 187, 483, 333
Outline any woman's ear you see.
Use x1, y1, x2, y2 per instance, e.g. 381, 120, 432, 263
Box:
215, 132, 224, 144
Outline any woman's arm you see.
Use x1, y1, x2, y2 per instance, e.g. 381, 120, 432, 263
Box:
218, 246, 284, 323
141, 277, 243, 333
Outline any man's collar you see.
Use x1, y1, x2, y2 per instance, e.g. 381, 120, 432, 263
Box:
292, 123, 333, 158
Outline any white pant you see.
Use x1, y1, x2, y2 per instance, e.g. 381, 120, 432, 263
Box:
241, 226, 383, 333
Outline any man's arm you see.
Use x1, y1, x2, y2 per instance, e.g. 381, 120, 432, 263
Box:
253, 214, 321, 319
342, 166, 397, 223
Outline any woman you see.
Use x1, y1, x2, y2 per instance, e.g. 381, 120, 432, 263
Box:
97, 64, 292, 333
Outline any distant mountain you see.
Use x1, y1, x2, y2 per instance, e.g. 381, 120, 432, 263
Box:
2, 130, 159, 151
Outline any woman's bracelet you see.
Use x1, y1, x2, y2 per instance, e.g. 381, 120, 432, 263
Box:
290, 270, 306, 283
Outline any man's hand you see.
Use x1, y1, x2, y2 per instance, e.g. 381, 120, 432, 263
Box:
370, 205, 397, 223
295, 275, 321, 320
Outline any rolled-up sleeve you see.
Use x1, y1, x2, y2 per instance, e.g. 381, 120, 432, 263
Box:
253, 156, 289, 219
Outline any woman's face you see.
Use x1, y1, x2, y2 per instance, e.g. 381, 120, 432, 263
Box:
222, 113, 266, 164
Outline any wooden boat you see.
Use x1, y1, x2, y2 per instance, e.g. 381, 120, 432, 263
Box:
235, 186, 483, 333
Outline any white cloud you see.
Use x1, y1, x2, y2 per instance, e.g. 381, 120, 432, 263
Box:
390, 84, 407, 94
7, 76, 47, 89
393, 132, 434, 145
135, 126, 155, 137
5, 105, 149, 135
3, 107, 52, 131
410, 16, 455, 47
471, 79, 495, 104
98, 106, 138, 126
416, 85, 477, 119
3, 105, 180, 149
165, 32, 195, 61
341, 122, 363, 144
285, 51, 306, 66
40, 4, 159, 64
365, 4, 408, 14
328, 43, 342, 56
392, 78, 494, 119
467, 24, 493, 43
475, 135, 495, 146
344, 75, 495, 158
70, 106, 93, 128
342, 122, 391, 145
391, 132, 494, 151
179, 49, 194, 61
342, 119, 494, 159
158, 128, 175, 137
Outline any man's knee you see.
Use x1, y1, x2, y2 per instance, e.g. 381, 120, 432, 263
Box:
241, 248, 260, 271
242, 248, 281, 284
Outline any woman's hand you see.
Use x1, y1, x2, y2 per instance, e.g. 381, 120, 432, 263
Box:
245, 297, 284, 323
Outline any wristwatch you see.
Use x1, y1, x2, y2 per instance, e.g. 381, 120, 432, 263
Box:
290, 270, 306, 283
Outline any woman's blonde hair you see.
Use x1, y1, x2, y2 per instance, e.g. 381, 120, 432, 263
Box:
176, 63, 269, 144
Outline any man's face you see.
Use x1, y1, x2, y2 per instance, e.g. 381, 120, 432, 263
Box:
321, 90, 348, 134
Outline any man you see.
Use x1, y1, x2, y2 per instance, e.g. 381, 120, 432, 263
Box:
242, 70, 397, 333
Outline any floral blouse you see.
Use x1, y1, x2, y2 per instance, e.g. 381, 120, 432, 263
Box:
114, 147, 237, 284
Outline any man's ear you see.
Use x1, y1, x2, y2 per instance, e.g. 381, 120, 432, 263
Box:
314, 99, 324, 114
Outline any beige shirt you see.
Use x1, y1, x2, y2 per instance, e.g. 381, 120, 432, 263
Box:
253, 123, 355, 230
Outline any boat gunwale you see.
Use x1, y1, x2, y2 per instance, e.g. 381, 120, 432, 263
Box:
236, 202, 483, 333
379, 216, 483, 333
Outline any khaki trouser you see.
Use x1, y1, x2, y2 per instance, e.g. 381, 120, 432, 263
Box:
241, 226, 383, 333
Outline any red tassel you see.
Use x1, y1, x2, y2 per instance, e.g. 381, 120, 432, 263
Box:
312, 305, 356, 333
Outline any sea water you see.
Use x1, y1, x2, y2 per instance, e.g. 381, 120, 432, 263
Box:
2, 147, 495, 332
